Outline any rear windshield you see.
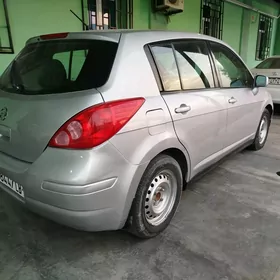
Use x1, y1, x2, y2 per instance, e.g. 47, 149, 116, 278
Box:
0, 39, 118, 95
256, 58, 280, 69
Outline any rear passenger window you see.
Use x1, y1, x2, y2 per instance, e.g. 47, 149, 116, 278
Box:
173, 40, 214, 90
151, 44, 181, 91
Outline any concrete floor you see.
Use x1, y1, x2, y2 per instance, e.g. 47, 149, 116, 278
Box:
1, 116, 280, 280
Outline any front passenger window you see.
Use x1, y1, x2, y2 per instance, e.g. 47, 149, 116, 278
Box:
210, 42, 253, 88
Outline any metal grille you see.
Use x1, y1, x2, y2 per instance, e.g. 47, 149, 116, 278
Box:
255, 14, 273, 61
200, 0, 224, 39
0, 0, 14, 54
88, 0, 132, 30
116, 0, 133, 29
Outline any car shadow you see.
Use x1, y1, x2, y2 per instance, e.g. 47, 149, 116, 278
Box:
0, 190, 150, 265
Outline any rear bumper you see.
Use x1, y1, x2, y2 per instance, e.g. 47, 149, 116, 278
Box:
0, 142, 147, 231
25, 196, 120, 232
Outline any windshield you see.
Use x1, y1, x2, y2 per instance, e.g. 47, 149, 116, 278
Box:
0, 39, 118, 95
256, 57, 280, 69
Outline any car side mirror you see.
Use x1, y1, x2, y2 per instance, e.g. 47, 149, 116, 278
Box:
254, 75, 269, 88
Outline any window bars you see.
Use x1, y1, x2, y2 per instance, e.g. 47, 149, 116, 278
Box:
88, 0, 133, 30
0, 0, 14, 54
256, 14, 273, 61
200, 0, 224, 39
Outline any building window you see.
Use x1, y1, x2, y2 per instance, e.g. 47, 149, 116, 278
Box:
256, 14, 273, 61
116, 0, 133, 29
88, 0, 133, 30
200, 0, 224, 39
0, 0, 14, 54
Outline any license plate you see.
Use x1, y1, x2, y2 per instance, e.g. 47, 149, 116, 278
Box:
269, 78, 280, 85
0, 174, 25, 198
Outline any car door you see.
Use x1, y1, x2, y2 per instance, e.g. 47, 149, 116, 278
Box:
150, 39, 228, 177
208, 41, 263, 150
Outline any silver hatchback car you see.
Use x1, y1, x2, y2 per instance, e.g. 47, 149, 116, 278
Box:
0, 30, 273, 238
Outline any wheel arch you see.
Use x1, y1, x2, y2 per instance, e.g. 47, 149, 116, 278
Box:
122, 145, 191, 229
159, 148, 189, 189
265, 104, 273, 117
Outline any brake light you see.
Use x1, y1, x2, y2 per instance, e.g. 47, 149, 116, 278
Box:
49, 98, 145, 149
40, 32, 69, 40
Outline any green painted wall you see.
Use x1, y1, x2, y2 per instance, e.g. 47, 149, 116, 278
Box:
133, 0, 280, 69
246, 10, 259, 68
222, 2, 243, 54
0, 0, 82, 73
167, 0, 200, 32
245, 0, 279, 68
274, 19, 280, 55
133, 0, 200, 31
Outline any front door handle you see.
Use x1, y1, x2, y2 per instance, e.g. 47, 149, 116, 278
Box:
175, 104, 191, 114
228, 97, 237, 104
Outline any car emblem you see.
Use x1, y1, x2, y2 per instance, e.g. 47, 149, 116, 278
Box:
273, 72, 278, 76
0, 107, 8, 121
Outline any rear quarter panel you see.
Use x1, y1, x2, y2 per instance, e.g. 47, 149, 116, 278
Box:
100, 32, 191, 170
99, 33, 192, 224
97, 33, 163, 100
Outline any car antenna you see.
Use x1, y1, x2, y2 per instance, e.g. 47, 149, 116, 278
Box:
70, 9, 90, 30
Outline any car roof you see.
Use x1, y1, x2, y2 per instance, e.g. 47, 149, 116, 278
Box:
27, 29, 225, 46
80, 29, 223, 42
83, 29, 210, 37
26, 29, 245, 67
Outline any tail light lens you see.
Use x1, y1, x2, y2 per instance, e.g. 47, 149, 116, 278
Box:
49, 98, 145, 149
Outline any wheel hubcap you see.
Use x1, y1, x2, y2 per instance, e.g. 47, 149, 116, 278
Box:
259, 116, 268, 145
144, 170, 177, 226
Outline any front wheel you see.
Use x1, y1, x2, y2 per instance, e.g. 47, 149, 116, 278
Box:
127, 154, 183, 239
250, 109, 271, 151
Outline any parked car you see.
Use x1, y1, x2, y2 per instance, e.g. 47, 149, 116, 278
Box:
0, 30, 273, 238
251, 56, 280, 104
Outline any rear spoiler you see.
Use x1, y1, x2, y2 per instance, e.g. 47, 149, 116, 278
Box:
26, 31, 121, 45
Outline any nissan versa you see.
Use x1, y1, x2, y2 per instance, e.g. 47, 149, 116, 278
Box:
0, 30, 273, 238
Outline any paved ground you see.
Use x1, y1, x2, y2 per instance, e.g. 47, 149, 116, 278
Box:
1, 113, 280, 280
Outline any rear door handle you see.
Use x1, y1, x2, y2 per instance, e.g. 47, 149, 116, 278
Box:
175, 104, 191, 114
228, 97, 237, 104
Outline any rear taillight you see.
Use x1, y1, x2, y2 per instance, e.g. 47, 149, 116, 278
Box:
49, 98, 145, 149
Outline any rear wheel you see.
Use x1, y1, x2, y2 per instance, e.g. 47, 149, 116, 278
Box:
127, 154, 183, 238
250, 109, 271, 151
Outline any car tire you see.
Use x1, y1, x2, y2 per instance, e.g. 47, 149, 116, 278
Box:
127, 154, 183, 239
250, 108, 271, 151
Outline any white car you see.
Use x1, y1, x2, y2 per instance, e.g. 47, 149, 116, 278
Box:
0, 30, 273, 238
252, 56, 280, 104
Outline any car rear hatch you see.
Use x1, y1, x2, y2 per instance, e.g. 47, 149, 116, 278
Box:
0, 31, 120, 163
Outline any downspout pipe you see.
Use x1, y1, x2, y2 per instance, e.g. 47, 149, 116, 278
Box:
225, 0, 280, 19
